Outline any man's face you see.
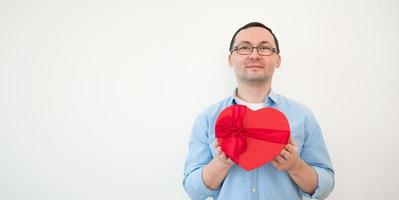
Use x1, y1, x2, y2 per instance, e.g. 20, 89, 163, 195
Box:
228, 27, 281, 84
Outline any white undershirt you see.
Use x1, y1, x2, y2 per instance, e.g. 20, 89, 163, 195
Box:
235, 97, 265, 111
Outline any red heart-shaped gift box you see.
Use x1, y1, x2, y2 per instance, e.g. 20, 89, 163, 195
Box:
215, 105, 290, 171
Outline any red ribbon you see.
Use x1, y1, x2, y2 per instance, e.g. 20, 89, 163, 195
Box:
215, 105, 290, 162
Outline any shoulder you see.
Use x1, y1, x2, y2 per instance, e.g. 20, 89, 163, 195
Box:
196, 96, 233, 121
274, 92, 315, 119
190, 97, 233, 139
274, 92, 322, 144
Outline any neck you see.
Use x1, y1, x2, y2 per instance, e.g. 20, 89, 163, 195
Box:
236, 80, 272, 103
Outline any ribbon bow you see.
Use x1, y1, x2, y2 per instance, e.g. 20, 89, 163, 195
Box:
215, 105, 290, 162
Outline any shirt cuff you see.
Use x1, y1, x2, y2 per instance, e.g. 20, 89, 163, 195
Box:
300, 166, 335, 200
190, 167, 220, 199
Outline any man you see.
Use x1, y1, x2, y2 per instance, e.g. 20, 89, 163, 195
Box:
183, 22, 334, 200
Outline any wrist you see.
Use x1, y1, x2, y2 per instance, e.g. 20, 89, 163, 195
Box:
288, 159, 305, 175
215, 156, 234, 168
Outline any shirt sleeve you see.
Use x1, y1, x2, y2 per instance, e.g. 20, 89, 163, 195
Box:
183, 111, 220, 200
299, 112, 335, 200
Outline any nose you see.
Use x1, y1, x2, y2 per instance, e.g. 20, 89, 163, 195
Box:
248, 48, 261, 59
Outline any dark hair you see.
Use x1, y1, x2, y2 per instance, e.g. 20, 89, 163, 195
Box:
229, 22, 280, 54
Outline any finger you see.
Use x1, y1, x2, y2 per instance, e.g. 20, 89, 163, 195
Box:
274, 155, 286, 165
220, 152, 228, 161
271, 160, 281, 169
285, 144, 297, 154
216, 146, 222, 155
288, 136, 297, 146
214, 141, 220, 148
222, 152, 233, 162
280, 149, 291, 160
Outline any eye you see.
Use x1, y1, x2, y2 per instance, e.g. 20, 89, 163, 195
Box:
238, 45, 252, 50
258, 45, 271, 51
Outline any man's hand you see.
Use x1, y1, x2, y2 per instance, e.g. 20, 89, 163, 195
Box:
202, 141, 235, 190
271, 136, 318, 194
271, 136, 302, 172
214, 141, 235, 167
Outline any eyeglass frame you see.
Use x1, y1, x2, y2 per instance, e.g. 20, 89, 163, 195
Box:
231, 44, 279, 56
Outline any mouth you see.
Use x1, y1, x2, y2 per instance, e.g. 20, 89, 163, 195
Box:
246, 65, 264, 69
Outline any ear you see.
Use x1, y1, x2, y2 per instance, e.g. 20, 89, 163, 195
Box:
228, 53, 233, 68
275, 54, 282, 69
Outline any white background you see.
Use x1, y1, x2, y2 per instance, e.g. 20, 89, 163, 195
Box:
1, 0, 398, 199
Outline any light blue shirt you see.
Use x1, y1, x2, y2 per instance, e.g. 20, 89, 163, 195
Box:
183, 89, 335, 200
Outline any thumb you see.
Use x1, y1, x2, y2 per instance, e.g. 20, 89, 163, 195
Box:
288, 135, 297, 146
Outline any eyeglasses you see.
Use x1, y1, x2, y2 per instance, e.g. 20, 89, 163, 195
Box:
232, 44, 278, 56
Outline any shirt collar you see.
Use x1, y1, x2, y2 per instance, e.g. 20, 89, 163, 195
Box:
232, 87, 279, 106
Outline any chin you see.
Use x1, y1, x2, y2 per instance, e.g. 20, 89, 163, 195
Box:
243, 76, 270, 82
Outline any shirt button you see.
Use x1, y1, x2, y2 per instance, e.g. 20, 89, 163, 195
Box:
252, 187, 256, 192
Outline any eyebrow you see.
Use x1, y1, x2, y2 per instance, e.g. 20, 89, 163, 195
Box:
237, 41, 272, 45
